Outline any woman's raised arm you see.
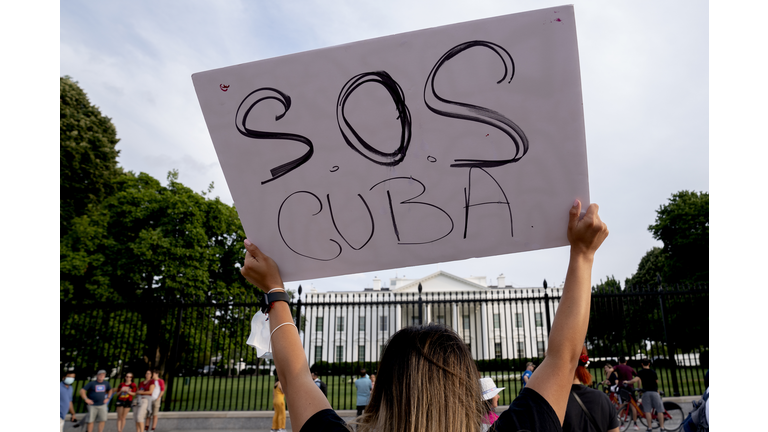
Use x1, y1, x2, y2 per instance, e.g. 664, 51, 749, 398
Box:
526, 200, 609, 424
240, 239, 332, 431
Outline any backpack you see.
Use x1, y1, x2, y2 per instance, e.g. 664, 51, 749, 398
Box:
318, 379, 328, 397
682, 390, 708, 432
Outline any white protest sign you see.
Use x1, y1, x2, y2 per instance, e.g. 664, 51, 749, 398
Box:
192, 5, 589, 282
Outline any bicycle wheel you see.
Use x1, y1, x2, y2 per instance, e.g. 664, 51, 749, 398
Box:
617, 402, 634, 431
661, 401, 685, 431
636, 408, 650, 428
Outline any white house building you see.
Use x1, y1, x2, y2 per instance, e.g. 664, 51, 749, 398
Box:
300, 271, 560, 365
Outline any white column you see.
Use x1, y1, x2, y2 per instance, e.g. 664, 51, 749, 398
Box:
451, 303, 459, 332
395, 302, 402, 332
480, 303, 488, 360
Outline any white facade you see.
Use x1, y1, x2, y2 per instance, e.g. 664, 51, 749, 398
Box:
300, 271, 560, 364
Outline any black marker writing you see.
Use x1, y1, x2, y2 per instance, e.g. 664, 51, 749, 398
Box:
278, 191, 342, 261
424, 41, 529, 168
327, 193, 375, 250
337, 71, 412, 166
370, 177, 454, 245
463, 166, 513, 238
235, 88, 314, 185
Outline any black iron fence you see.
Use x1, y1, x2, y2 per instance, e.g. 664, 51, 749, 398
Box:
60, 282, 708, 412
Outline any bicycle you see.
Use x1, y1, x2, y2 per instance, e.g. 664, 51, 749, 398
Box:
616, 388, 684, 431
596, 382, 621, 412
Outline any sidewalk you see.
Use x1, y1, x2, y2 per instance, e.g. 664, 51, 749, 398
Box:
64, 397, 701, 431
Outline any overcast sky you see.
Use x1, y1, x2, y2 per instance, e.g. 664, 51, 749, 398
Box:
59, 0, 709, 293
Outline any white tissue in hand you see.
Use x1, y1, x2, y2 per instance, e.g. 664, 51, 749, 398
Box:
246, 311, 273, 359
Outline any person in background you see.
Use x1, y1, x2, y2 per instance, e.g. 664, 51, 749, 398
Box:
354, 368, 372, 417
311, 369, 328, 397
115, 372, 137, 432
370, 374, 376, 391
61, 371, 78, 432
624, 359, 665, 432
562, 346, 620, 432
602, 363, 618, 388
521, 362, 535, 392
80, 369, 113, 432
238, 199, 609, 432
601, 362, 621, 408
272, 372, 286, 432
615, 357, 639, 430
134, 370, 155, 432
149, 369, 165, 431
480, 377, 505, 431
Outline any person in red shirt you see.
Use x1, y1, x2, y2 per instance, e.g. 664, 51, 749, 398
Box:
134, 370, 155, 432
614, 357, 639, 430
149, 369, 166, 431
114, 372, 137, 432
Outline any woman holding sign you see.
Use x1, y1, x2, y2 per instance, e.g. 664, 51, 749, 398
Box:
241, 200, 608, 432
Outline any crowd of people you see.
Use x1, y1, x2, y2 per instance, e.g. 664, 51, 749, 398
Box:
59, 368, 165, 432
61, 200, 705, 432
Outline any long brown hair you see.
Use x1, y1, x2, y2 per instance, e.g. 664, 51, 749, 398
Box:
354, 325, 484, 432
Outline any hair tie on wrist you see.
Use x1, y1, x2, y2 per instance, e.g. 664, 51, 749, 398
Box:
268, 322, 297, 353
267, 288, 285, 294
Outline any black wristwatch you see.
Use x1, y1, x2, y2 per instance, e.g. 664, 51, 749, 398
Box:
261, 290, 290, 314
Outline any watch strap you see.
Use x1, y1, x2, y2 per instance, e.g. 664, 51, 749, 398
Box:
262, 291, 290, 314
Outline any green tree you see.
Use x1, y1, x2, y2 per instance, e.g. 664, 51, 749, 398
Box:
624, 247, 667, 288
60, 78, 260, 374
61, 170, 257, 370
648, 190, 709, 284
592, 275, 621, 293
60, 76, 122, 236
586, 276, 628, 357
618, 191, 709, 356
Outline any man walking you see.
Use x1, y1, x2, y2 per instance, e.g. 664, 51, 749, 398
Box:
61, 371, 77, 432
79, 370, 113, 432
354, 368, 372, 416
625, 359, 666, 432
615, 357, 640, 430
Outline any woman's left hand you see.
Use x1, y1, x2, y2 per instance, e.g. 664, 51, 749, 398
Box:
241, 239, 284, 292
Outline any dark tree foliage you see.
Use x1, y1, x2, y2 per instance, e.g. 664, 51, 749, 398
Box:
609, 191, 709, 356
648, 190, 709, 284
60, 76, 122, 236
624, 247, 667, 288
60, 78, 259, 375
626, 191, 708, 287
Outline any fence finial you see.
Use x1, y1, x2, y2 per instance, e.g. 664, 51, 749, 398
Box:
543, 279, 548, 289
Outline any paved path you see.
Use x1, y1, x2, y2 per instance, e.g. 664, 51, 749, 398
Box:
64, 398, 703, 431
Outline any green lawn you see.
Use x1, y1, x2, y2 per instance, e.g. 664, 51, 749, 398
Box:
167, 374, 360, 411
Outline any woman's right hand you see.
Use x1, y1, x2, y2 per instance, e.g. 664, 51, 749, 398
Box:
567, 200, 608, 258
